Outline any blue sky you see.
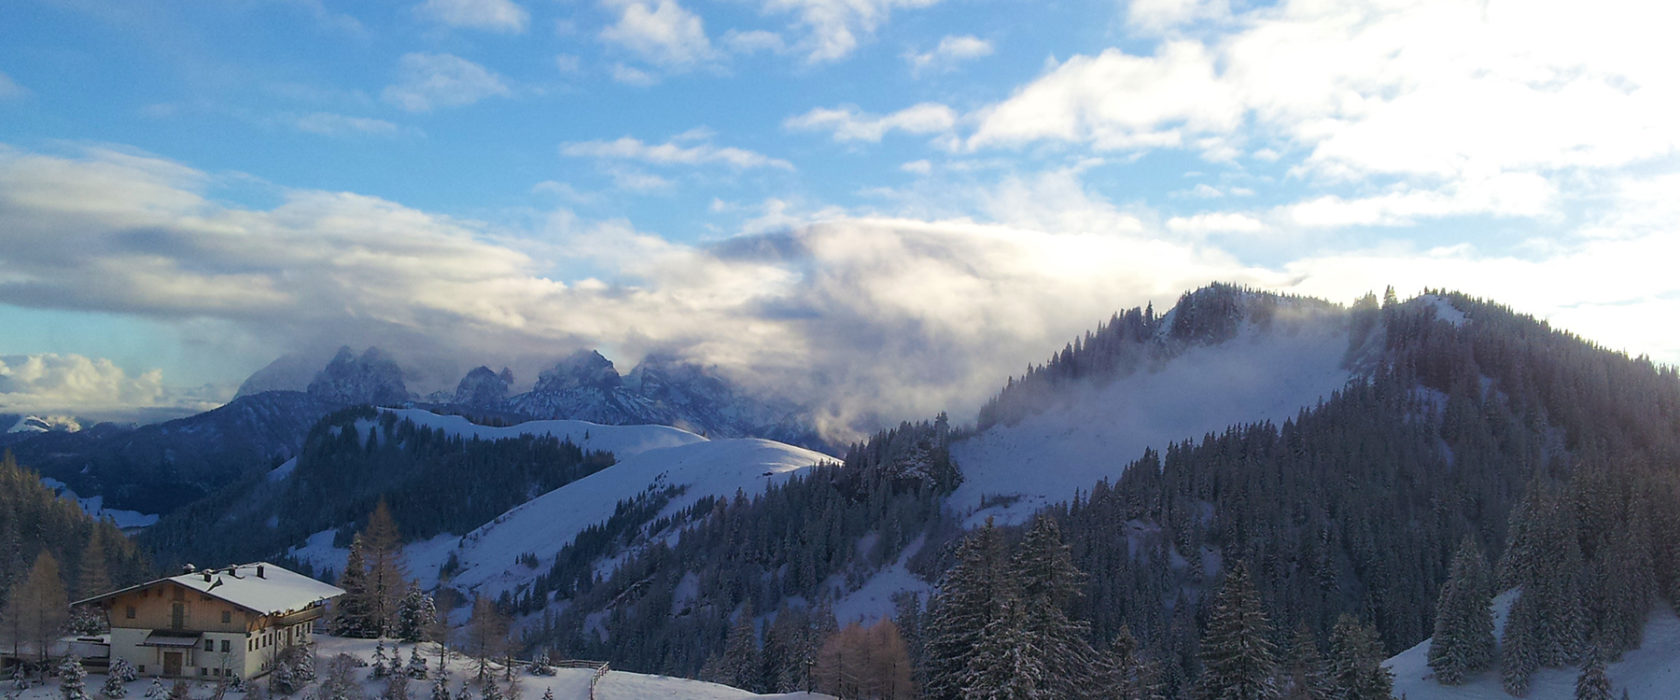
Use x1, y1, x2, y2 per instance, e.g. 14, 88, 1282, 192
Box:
2, 0, 1678, 429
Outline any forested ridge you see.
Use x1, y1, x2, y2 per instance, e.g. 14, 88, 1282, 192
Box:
517, 286, 1680, 698
140, 407, 614, 572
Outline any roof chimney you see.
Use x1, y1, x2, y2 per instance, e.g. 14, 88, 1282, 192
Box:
202, 571, 212, 583
182, 564, 196, 575
256, 565, 265, 579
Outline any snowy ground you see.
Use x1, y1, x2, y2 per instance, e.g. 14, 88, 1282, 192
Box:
949, 316, 1352, 526
1387, 591, 1680, 699
16, 636, 826, 700
40, 477, 159, 531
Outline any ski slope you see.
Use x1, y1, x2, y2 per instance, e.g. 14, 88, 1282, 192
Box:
448, 436, 831, 595
949, 317, 1353, 525
1388, 591, 1680, 699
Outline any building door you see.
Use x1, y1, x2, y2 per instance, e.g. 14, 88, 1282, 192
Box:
163, 652, 182, 677
171, 603, 184, 631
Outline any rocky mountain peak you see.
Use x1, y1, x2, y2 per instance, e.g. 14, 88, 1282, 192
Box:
306, 346, 409, 406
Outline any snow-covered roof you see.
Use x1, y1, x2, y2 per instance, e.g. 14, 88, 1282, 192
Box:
78, 562, 344, 616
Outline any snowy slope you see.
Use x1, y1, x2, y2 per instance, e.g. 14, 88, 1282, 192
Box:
39, 477, 159, 531
1388, 592, 1680, 699
445, 436, 832, 596
380, 408, 707, 460
950, 315, 1352, 525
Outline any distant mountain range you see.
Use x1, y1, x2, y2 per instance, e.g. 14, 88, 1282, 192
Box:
4, 343, 831, 516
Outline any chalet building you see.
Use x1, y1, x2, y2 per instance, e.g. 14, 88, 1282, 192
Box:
73, 562, 343, 680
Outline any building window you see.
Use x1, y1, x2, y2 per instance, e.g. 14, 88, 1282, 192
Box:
221, 640, 229, 653
138, 666, 146, 674
205, 640, 214, 652
199, 669, 207, 676
222, 611, 231, 624
125, 606, 136, 619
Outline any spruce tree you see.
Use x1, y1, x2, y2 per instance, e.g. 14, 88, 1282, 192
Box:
958, 599, 1041, 699
58, 656, 89, 700
1281, 624, 1328, 700
100, 672, 126, 699
1195, 562, 1278, 700
1574, 645, 1611, 700
1429, 537, 1496, 684
1502, 591, 1540, 697
1327, 615, 1392, 700
924, 520, 1008, 700
719, 608, 760, 691
334, 537, 376, 637
1009, 515, 1098, 697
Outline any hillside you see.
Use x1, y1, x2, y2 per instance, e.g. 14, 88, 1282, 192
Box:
1388, 592, 1680, 699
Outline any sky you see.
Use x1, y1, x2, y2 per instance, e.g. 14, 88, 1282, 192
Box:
1, 0, 1678, 432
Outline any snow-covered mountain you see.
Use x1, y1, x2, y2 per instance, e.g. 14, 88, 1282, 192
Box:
497, 351, 830, 452
947, 285, 1376, 525
234, 351, 330, 399
307, 346, 410, 406
276, 408, 833, 600
4, 413, 81, 433
453, 365, 513, 408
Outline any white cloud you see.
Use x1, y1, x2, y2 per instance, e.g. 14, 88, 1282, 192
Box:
723, 29, 786, 55
968, 0, 1680, 221
382, 53, 512, 112
1166, 211, 1267, 234
0, 354, 218, 418
905, 35, 993, 76
554, 54, 583, 73
969, 42, 1242, 152
416, 0, 529, 33
7, 144, 1680, 440
291, 112, 417, 138
599, 0, 716, 68
785, 102, 957, 143
560, 135, 795, 170
0, 71, 27, 99
761, 0, 943, 63
609, 63, 659, 86
1126, 0, 1230, 34
900, 159, 932, 175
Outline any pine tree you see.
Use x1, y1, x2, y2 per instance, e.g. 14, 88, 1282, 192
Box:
1429, 537, 1496, 684
1009, 515, 1099, 697
334, 537, 376, 637
1195, 563, 1278, 700
1502, 591, 1539, 697
430, 676, 450, 700
374, 640, 391, 679
453, 682, 471, 700
481, 677, 502, 700
58, 656, 89, 700
408, 646, 429, 679
1327, 615, 1392, 700
143, 680, 163, 700
109, 660, 137, 683
1574, 645, 1611, 700
1281, 624, 1328, 700
924, 520, 1008, 700
100, 672, 126, 699
396, 585, 437, 643
719, 607, 760, 691
958, 599, 1041, 699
